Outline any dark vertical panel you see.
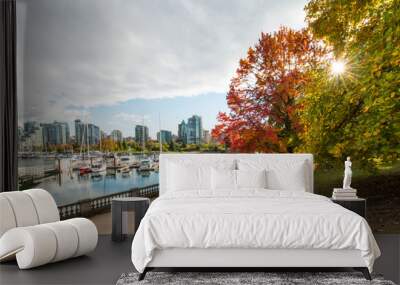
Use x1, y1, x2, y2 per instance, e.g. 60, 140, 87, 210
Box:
0, 0, 18, 192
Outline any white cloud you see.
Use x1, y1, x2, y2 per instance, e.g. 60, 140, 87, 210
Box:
114, 113, 150, 124
17, 0, 307, 122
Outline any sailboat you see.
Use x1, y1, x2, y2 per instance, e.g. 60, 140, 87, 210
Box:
91, 161, 106, 173
138, 159, 152, 172
79, 165, 91, 175
76, 117, 92, 175
120, 165, 131, 177
138, 115, 152, 173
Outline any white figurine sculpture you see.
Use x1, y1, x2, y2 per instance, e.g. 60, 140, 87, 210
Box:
343, 156, 353, 189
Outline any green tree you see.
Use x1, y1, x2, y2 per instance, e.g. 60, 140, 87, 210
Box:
301, 0, 400, 168
127, 140, 141, 152
168, 141, 176, 152
121, 140, 128, 151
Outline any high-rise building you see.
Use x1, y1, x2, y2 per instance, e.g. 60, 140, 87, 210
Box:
41, 121, 70, 145
100, 131, 107, 140
135, 125, 149, 145
178, 120, 187, 144
111, 130, 123, 142
157, 130, 172, 144
75, 119, 84, 145
178, 116, 203, 145
202, 130, 211, 144
19, 126, 44, 151
187, 115, 203, 144
74, 119, 100, 146
57, 122, 70, 144
87, 124, 100, 145
30, 127, 44, 148
24, 121, 40, 135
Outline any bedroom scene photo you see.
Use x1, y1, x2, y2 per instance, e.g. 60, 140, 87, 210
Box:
1, 0, 399, 284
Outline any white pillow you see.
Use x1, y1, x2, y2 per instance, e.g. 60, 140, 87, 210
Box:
266, 164, 306, 191
238, 159, 307, 191
167, 162, 211, 191
211, 168, 236, 190
236, 169, 267, 189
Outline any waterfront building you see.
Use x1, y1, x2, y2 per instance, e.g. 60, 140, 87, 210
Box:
187, 115, 203, 144
19, 126, 44, 151
30, 127, 44, 148
88, 124, 100, 145
74, 119, 83, 145
23, 121, 40, 135
178, 120, 188, 144
135, 125, 149, 145
157, 130, 172, 144
101, 130, 107, 140
58, 122, 70, 144
41, 121, 70, 145
202, 130, 211, 144
74, 119, 100, 146
111, 130, 123, 142
178, 115, 203, 145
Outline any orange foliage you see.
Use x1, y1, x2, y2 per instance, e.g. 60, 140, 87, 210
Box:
212, 27, 328, 152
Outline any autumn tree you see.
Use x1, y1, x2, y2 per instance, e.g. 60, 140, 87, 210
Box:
212, 27, 328, 152
301, 0, 400, 167
101, 138, 118, 152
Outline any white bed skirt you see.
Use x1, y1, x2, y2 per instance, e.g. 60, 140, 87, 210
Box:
148, 248, 366, 268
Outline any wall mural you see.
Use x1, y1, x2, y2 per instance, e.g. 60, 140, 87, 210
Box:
16, 0, 399, 233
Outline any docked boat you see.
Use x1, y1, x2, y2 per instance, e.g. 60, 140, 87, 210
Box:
120, 165, 130, 174
91, 162, 106, 173
131, 160, 140, 168
119, 156, 131, 167
138, 159, 152, 172
79, 166, 91, 175
153, 162, 159, 172
71, 156, 90, 170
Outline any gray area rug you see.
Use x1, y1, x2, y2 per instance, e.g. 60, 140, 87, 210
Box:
116, 272, 396, 285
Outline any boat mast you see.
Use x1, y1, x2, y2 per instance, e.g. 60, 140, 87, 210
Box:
86, 114, 90, 158
99, 130, 102, 153
159, 113, 162, 153
79, 118, 85, 159
86, 121, 90, 157
142, 116, 145, 158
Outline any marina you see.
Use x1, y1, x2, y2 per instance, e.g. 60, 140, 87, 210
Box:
18, 154, 159, 206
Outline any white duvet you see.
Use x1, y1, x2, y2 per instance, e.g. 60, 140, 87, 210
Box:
131, 190, 380, 273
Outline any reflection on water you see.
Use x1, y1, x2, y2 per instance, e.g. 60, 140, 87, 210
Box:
18, 158, 159, 206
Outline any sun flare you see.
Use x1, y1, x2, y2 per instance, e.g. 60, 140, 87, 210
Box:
330, 60, 346, 75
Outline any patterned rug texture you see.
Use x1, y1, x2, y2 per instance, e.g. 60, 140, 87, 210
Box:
116, 271, 396, 285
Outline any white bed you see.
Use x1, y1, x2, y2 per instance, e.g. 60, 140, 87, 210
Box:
131, 154, 380, 280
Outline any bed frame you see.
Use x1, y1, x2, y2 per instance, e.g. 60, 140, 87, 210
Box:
139, 154, 371, 281
140, 248, 370, 280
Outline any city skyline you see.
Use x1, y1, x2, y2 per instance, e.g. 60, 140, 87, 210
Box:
18, 92, 227, 139
19, 113, 211, 146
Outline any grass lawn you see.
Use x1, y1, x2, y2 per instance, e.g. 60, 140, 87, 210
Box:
315, 162, 400, 233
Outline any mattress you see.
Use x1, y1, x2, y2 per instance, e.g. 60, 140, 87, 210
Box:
131, 190, 380, 273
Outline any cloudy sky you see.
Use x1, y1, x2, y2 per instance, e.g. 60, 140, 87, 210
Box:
17, 0, 307, 138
